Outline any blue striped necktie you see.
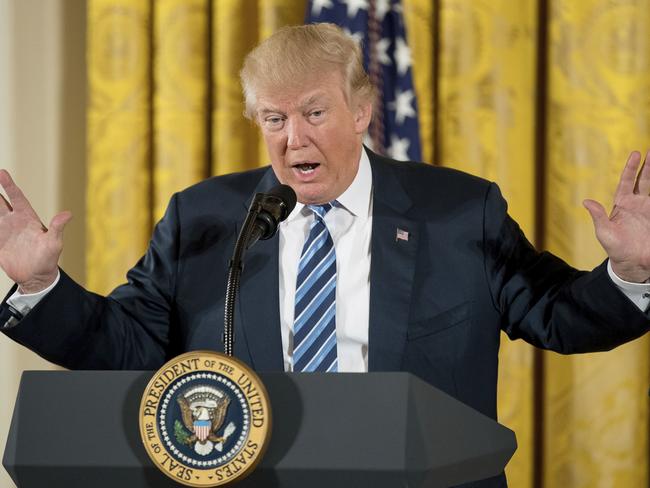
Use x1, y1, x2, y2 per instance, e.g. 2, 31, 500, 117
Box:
293, 203, 338, 372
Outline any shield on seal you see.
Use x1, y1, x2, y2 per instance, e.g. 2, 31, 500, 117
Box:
194, 419, 211, 442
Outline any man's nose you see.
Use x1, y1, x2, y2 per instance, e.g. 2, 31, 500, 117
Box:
286, 118, 309, 149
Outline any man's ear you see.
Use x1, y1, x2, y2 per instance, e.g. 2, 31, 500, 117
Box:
353, 101, 373, 134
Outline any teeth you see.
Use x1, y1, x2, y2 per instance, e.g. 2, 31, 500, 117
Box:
295, 163, 317, 173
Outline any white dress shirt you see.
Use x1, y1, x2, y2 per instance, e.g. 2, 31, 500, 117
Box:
279, 149, 373, 372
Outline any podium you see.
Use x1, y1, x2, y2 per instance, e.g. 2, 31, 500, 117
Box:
3, 371, 516, 487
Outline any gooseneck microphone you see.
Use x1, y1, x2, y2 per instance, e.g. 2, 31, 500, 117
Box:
223, 184, 297, 356
246, 184, 297, 249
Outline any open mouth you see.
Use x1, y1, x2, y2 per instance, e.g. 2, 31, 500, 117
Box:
292, 162, 320, 174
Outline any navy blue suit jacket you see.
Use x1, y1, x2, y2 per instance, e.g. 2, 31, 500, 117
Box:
3, 150, 649, 487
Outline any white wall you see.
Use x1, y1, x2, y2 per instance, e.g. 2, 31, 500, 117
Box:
0, 3, 21, 486
0, 2, 86, 486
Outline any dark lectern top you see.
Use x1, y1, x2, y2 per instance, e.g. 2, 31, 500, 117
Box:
3, 371, 515, 487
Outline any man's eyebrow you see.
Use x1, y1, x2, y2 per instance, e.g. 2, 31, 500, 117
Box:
256, 93, 331, 115
299, 94, 330, 110
257, 107, 284, 115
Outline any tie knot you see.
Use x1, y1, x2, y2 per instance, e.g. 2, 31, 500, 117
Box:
308, 202, 333, 220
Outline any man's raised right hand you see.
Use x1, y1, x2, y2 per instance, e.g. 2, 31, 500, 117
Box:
0, 169, 72, 294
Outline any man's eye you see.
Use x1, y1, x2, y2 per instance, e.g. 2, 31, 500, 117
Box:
264, 117, 285, 129
308, 110, 326, 123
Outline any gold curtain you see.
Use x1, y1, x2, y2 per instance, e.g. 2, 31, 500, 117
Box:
87, 0, 152, 291
434, 1, 538, 485
87, 1, 649, 486
543, 1, 650, 486
153, 0, 209, 220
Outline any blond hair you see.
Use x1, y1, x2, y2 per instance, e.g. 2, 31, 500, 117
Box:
240, 23, 375, 119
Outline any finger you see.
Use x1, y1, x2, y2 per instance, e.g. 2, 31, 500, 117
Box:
0, 193, 12, 216
583, 199, 609, 228
0, 169, 31, 212
48, 211, 72, 240
614, 151, 642, 202
635, 150, 650, 195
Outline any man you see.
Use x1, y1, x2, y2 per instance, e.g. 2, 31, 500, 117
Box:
0, 23, 649, 487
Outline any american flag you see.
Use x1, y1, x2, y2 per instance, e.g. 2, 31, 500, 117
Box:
194, 420, 211, 442
306, 0, 422, 162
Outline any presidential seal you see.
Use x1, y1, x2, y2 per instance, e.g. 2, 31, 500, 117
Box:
139, 351, 271, 486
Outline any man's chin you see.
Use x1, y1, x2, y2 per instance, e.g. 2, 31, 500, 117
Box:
294, 183, 332, 205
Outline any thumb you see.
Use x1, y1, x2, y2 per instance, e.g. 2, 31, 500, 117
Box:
582, 199, 608, 228
48, 211, 73, 240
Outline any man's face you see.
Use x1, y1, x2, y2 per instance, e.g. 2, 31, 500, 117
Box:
255, 71, 372, 204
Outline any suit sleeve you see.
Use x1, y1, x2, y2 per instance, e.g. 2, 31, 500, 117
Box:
1, 193, 182, 370
482, 182, 649, 353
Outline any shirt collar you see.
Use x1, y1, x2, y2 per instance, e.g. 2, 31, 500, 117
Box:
336, 148, 372, 218
285, 147, 373, 222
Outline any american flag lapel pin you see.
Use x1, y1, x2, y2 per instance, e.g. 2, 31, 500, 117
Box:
396, 228, 409, 242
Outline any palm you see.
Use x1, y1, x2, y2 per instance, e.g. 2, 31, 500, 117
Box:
584, 151, 650, 283
0, 170, 71, 292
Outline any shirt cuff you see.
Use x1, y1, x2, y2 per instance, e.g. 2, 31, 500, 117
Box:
6, 270, 61, 316
607, 260, 650, 311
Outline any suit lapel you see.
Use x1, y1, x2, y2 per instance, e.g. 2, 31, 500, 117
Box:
368, 155, 419, 371
236, 169, 285, 372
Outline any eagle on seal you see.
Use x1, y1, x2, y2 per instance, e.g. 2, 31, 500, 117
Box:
176, 386, 233, 455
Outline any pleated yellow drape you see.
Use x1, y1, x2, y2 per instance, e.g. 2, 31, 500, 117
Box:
153, 0, 209, 221
402, 1, 435, 164
212, 0, 262, 176
543, 1, 650, 486
87, 0, 152, 293
435, 2, 538, 486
